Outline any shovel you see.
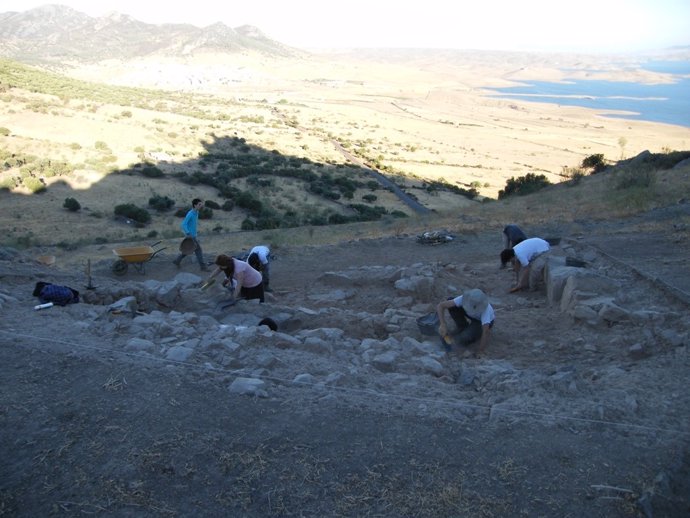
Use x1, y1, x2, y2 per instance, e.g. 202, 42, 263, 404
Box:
214, 296, 238, 311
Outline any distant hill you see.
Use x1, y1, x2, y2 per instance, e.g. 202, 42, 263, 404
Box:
0, 4, 299, 64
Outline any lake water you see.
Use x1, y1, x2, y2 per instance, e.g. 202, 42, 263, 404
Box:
488, 61, 690, 128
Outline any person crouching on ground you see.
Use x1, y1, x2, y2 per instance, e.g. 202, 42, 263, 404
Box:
500, 237, 551, 293
501, 224, 527, 268
246, 245, 271, 292
207, 254, 265, 303
437, 288, 494, 355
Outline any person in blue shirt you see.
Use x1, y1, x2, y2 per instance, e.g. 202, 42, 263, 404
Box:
172, 198, 208, 271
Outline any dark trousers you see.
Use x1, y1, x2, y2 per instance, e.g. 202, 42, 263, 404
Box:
447, 305, 483, 345
174, 239, 204, 268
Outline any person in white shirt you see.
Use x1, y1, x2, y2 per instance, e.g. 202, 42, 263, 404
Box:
436, 289, 495, 354
500, 237, 551, 292
246, 245, 271, 291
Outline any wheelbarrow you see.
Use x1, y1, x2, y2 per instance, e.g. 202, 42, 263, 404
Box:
111, 241, 167, 276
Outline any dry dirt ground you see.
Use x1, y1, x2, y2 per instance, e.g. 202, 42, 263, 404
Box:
1, 204, 689, 517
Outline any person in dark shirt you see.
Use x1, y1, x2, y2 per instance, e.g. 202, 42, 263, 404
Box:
501, 224, 527, 267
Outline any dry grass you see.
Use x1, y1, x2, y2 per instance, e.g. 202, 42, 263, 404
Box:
1, 55, 688, 254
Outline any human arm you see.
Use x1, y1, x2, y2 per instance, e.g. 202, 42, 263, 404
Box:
436, 299, 456, 337
477, 324, 491, 354
231, 270, 245, 299
509, 262, 530, 292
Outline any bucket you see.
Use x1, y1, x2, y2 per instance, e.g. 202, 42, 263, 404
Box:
179, 237, 197, 255
417, 312, 440, 336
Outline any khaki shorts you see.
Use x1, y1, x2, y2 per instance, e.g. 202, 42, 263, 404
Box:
528, 252, 549, 290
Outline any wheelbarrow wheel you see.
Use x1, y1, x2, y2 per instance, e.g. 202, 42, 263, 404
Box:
112, 259, 128, 276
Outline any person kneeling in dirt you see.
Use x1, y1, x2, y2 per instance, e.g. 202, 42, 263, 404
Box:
501, 224, 527, 268
500, 237, 551, 293
32, 282, 80, 306
207, 254, 265, 303
436, 289, 494, 354
246, 245, 271, 292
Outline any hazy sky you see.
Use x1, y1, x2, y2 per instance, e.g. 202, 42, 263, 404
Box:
3, 0, 689, 53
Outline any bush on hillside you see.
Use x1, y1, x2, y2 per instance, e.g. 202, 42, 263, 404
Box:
148, 194, 174, 212
63, 197, 81, 212
141, 165, 164, 178
582, 154, 607, 174
498, 173, 551, 199
198, 206, 213, 220
114, 203, 151, 224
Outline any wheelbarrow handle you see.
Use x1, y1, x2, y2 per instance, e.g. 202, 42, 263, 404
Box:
149, 240, 162, 248
149, 247, 168, 259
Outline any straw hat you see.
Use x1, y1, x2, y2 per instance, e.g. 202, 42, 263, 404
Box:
461, 289, 489, 315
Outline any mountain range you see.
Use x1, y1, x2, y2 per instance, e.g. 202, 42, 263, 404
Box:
0, 4, 298, 63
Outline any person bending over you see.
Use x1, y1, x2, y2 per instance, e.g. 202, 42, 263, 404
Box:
500, 237, 550, 292
437, 288, 495, 355
207, 254, 265, 303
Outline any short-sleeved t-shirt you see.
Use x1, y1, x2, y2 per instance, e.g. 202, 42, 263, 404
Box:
513, 238, 550, 267
452, 295, 495, 325
232, 258, 263, 288
248, 245, 270, 265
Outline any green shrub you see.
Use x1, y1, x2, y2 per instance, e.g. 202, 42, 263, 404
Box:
221, 200, 234, 211
498, 173, 551, 199
0, 127, 10, 136
141, 165, 163, 178
362, 194, 378, 203
582, 153, 607, 173
114, 203, 151, 224
63, 197, 81, 211
199, 207, 213, 220
241, 218, 256, 230
148, 194, 174, 211
94, 141, 111, 152
23, 177, 46, 193
205, 200, 220, 210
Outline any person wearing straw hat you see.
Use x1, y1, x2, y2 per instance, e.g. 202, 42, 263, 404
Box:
172, 198, 208, 271
436, 288, 495, 353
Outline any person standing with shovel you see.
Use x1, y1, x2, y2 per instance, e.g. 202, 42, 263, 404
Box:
172, 198, 208, 271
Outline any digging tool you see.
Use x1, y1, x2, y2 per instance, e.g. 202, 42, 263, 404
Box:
199, 278, 216, 291
85, 259, 96, 290
214, 297, 238, 311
